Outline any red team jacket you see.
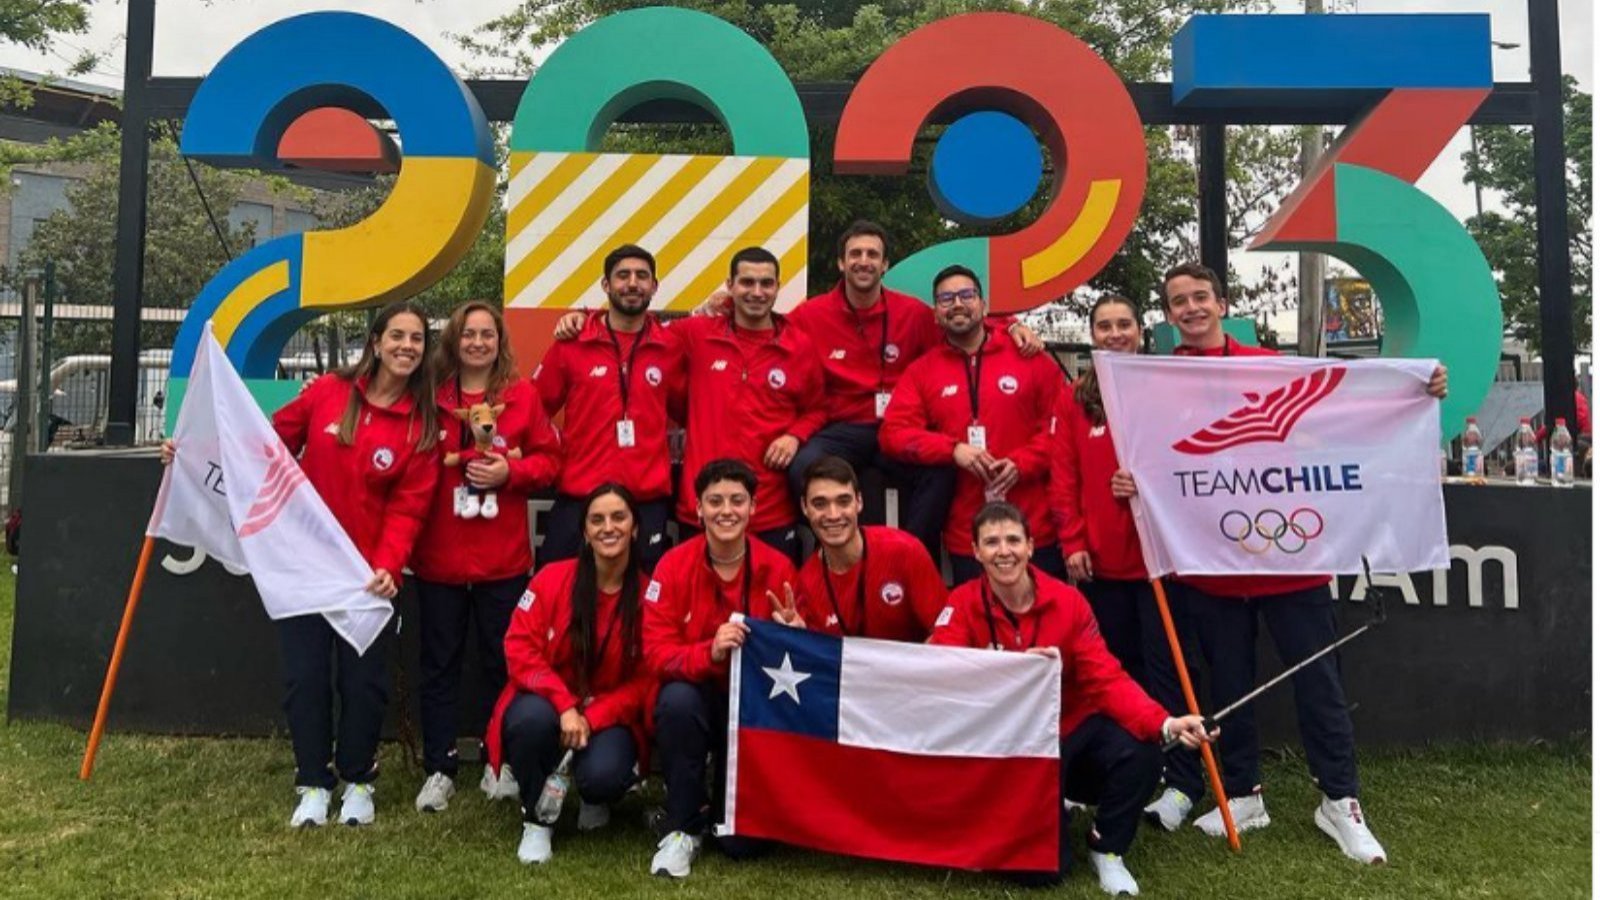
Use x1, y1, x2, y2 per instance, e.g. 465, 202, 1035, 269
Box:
642, 534, 797, 685
796, 526, 947, 640
880, 324, 1063, 554
1173, 336, 1331, 598
482, 560, 653, 771
272, 373, 438, 581
410, 378, 563, 584
664, 314, 826, 531
1049, 387, 1147, 581
533, 311, 682, 501
786, 283, 942, 425
929, 569, 1168, 741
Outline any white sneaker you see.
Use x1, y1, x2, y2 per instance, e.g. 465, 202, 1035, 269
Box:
1143, 787, 1194, 832
414, 772, 455, 813
1194, 792, 1270, 837
650, 831, 701, 878
289, 786, 331, 828
517, 823, 554, 864
1315, 796, 1387, 864
461, 493, 481, 519
578, 801, 611, 832
338, 783, 376, 826
1089, 851, 1141, 896
481, 764, 520, 801
480, 493, 499, 519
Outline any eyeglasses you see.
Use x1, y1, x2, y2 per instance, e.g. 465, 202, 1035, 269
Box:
933, 288, 981, 307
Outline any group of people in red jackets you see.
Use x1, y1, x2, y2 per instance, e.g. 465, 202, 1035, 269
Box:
161, 222, 1448, 896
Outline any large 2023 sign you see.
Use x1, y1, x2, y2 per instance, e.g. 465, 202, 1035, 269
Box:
168, 8, 1501, 436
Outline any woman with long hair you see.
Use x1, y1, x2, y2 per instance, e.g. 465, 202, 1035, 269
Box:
481, 482, 653, 864
1048, 294, 1204, 832
409, 301, 562, 813
209, 300, 440, 828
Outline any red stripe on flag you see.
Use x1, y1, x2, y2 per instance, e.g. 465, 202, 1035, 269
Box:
731, 727, 1059, 872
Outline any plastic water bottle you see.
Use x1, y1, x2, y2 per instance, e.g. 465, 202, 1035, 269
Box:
1551, 418, 1575, 487
1514, 418, 1539, 485
534, 749, 573, 824
1461, 417, 1484, 480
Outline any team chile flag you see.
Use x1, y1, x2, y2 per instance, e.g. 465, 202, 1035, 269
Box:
722, 619, 1062, 872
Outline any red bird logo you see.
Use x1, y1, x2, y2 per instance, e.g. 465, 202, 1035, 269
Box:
1172, 368, 1347, 455
238, 443, 307, 538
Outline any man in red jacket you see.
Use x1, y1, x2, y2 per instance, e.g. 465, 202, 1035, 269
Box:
665, 247, 825, 564
1117, 262, 1447, 861
880, 264, 1066, 586
642, 459, 801, 878
534, 245, 682, 571
795, 455, 946, 640
930, 502, 1211, 895
783, 221, 954, 561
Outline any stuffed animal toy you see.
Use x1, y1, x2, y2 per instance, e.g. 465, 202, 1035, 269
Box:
444, 402, 523, 519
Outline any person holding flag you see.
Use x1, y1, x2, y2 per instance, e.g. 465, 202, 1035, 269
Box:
483, 483, 654, 864
641, 458, 802, 878
1108, 262, 1447, 860
409, 301, 563, 813
535, 245, 681, 571
1048, 294, 1206, 832
880, 265, 1066, 585
929, 501, 1213, 896
794, 455, 946, 640
164, 300, 440, 829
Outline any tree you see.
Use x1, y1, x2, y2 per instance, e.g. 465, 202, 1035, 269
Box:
1462, 76, 1592, 353
11, 135, 266, 355
455, 0, 1293, 320
0, 0, 101, 108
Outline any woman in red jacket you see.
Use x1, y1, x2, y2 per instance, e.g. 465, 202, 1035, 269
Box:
1043, 294, 1203, 826
410, 301, 562, 814
268, 300, 440, 828
1049, 294, 1207, 830
482, 482, 652, 864
929, 502, 1210, 896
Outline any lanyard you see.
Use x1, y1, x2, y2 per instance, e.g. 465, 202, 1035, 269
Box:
454, 376, 478, 451
962, 334, 988, 424
604, 317, 649, 416
845, 293, 890, 392
981, 579, 1037, 651
704, 540, 754, 616
729, 319, 779, 382
819, 534, 870, 636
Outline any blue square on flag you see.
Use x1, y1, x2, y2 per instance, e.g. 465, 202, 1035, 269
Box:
736, 620, 841, 742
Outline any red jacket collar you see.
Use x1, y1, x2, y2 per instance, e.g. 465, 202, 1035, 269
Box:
578, 309, 665, 346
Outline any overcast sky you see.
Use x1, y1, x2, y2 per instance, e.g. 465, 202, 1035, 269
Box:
0, 0, 1590, 336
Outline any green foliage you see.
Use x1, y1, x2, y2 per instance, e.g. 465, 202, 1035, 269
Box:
1462, 77, 1592, 352
0, 0, 102, 108
10, 135, 264, 355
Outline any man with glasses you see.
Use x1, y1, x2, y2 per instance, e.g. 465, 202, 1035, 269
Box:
880, 265, 1067, 585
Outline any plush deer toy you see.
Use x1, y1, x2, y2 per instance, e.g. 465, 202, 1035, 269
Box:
444, 402, 523, 519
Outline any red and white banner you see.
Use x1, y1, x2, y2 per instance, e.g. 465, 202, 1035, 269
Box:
147, 322, 391, 653
1094, 352, 1448, 577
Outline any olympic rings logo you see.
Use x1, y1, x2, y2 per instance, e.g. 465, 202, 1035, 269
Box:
1218, 508, 1325, 554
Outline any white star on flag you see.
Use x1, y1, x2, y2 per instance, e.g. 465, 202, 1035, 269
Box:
762, 652, 812, 704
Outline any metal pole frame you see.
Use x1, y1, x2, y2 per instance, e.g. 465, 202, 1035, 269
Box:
103, 4, 1565, 443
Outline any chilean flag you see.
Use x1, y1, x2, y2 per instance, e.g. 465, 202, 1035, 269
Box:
722, 619, 1061, 872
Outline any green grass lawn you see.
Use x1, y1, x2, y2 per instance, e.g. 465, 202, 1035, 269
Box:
0, 566, 1589, 899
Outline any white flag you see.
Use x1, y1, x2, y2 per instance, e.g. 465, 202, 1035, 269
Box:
1094, 352, 1448, 577
147, 322, 391, 653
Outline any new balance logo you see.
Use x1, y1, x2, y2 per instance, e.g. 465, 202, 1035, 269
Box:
1173, 368, 1347, 455
711, 360, 729, 371
829, 349, 847, 360
238, 443, 306, 538
940, 384, 959, 398
588, 365, 609, 378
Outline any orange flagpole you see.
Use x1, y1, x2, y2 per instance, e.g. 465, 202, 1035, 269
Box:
1151, 577, 1241, 853
79, 534, 158, 781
